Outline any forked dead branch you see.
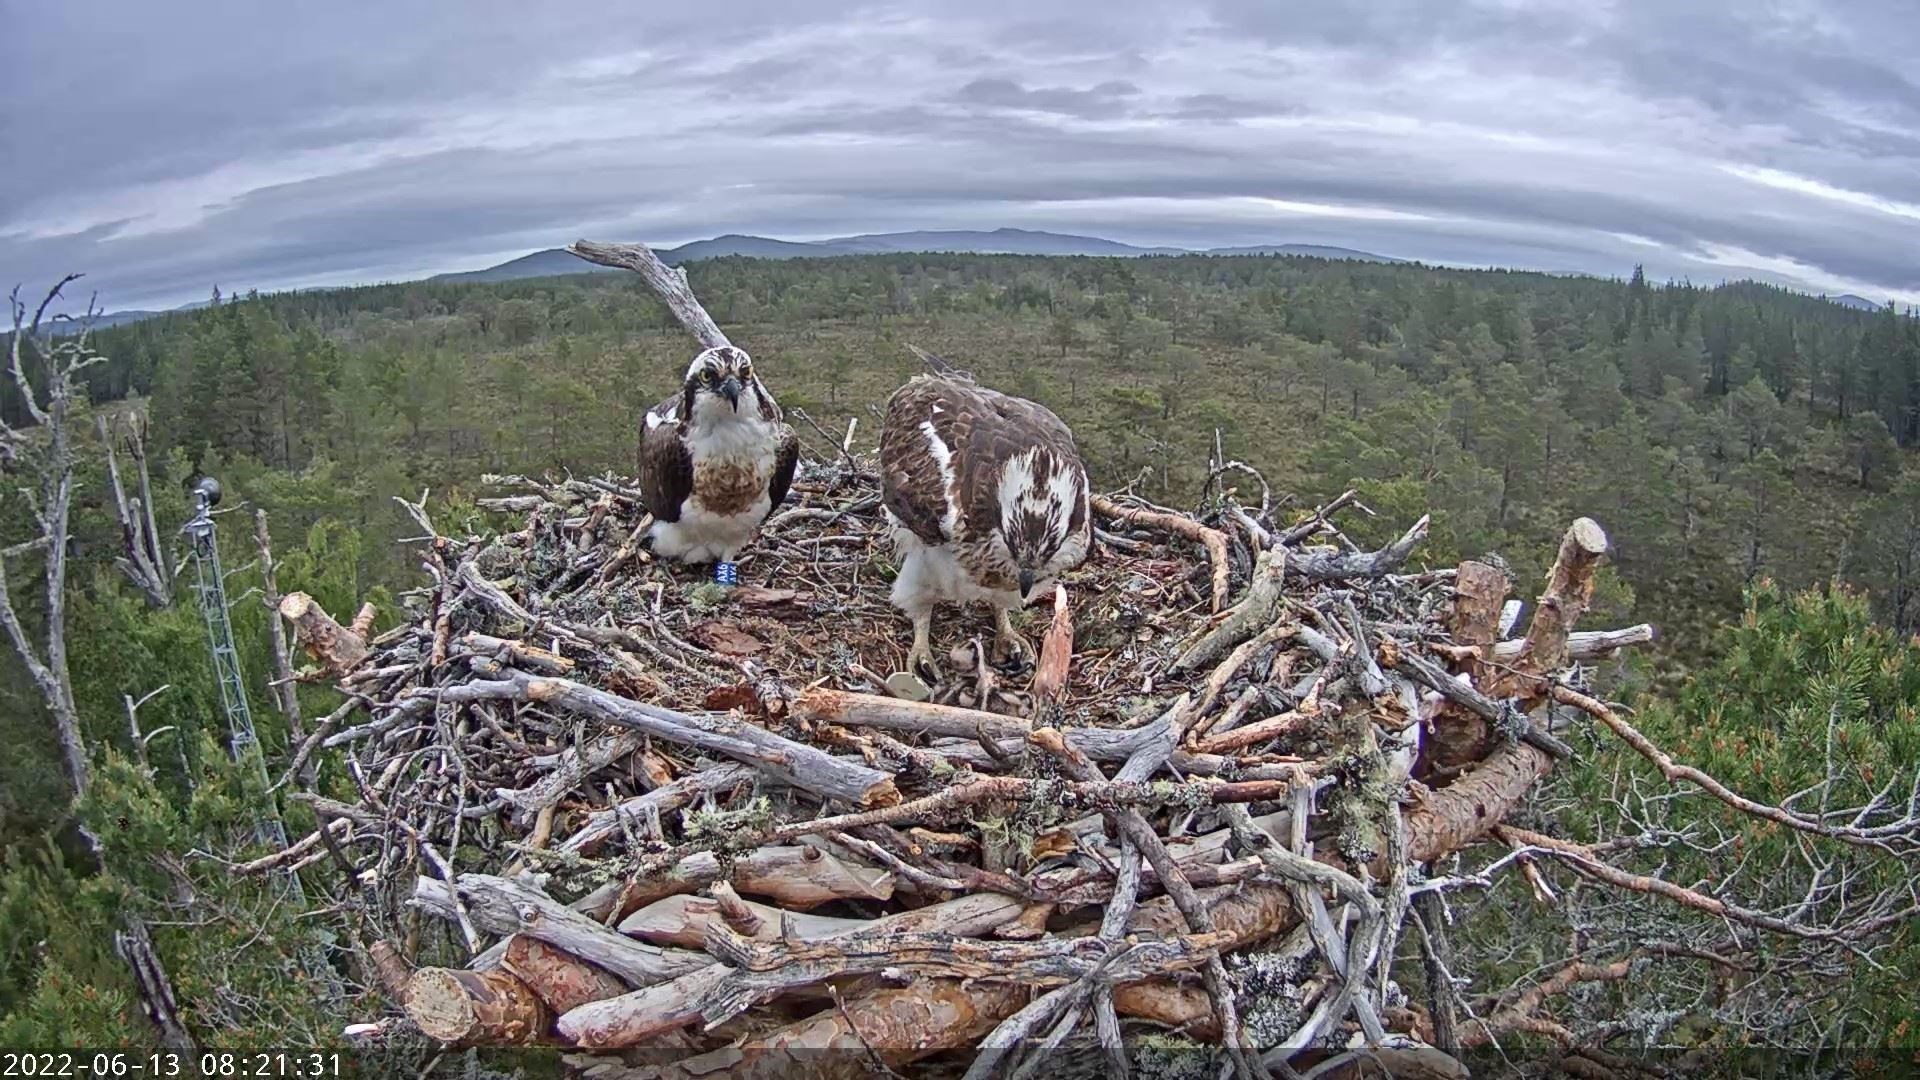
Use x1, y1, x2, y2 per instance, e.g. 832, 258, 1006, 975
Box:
265, 241, 1920, 1076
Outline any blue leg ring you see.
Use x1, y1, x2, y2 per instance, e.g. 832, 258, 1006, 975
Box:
714, 561, 739, 586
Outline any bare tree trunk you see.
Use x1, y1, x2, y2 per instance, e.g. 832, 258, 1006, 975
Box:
130, 417, 172, 585
114, 915, 195, 1051
99, 415, 173, 608
0, 277, 97, 799
255, 512, 311, 778
567, 241, 731, 350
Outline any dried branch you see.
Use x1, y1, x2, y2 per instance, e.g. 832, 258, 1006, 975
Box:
1093, 494, 1232, 612
567, 240, 731, 351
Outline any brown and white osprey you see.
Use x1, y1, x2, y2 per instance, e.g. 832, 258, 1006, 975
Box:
637, 345, 799, 582
879, 348, 1091, 676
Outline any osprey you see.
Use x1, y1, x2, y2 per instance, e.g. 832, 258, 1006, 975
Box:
637, 345, 799, 583
879, 349, 1091, 676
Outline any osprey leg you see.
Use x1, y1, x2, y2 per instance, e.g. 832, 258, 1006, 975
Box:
993, 606, 1034, 668
906, 610, 937, 679
713, 561, 739, 587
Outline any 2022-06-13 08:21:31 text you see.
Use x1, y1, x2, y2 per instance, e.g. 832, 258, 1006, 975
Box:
0, 1053, 345, 1078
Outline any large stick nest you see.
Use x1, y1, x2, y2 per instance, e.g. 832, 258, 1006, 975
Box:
288, 444, 1630, 1079
283, 239, 1641, 1079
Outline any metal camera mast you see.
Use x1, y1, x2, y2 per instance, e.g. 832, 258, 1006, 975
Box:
182, 477, 338, 994
182, 477, 289, 852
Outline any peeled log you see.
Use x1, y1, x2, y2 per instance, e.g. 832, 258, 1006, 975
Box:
616, 845, 894, 914
349, 601, 378, 641
366, 939, 413, 1003
793, 688, 1261, 777
621, 895, 862, 947
503, 935, 629, 1015
441, 874, 711, 987
462, 631, 576, 675
670, 838, 1477, 1066
279, 592, 369, 675
642, 886, 1294, 1073
1111, 981, 1218, 1037
792, 689, 1029, 741
559, 966, 735, 1048
567, 892, 1027, 1049
1426, 560, 1509, 773
1491, 623, 1655, 662
405, 966, 549, 1044
620, 890, 1020, 950
1406, 742, 1555, 863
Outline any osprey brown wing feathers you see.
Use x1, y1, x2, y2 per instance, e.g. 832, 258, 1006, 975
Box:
882, 374, 1086, 542
879, 376, 961, 546
767, 426, 800, 516
638, 393, 694, 525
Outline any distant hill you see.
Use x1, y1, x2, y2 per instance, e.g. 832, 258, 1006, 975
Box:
432, 248, 606, 283
663, 234, 844, 262
1830, 294, 1882, 311
1208, 243, 1405, 262
88, 231, 1902, 329
43, 303, 208, 337
430, 228, 1400, 284
819, 227, 1188, 257
68, 309, 170, 331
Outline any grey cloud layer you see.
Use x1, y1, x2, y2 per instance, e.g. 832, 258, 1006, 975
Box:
3, 0, 1917, 310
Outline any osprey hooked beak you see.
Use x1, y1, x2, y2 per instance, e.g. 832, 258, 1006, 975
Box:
720, 375, 742, 409
1018, 568, 1036, 599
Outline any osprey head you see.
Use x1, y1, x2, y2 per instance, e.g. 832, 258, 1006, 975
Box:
682, 346, 760, 418
997, 448, 1086, 600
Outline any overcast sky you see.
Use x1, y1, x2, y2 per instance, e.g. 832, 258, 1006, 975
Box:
4, 0, 1918, 312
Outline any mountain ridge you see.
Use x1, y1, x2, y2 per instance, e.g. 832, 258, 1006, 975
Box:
59, 230, 1903, 328
426, 228, 1400, 283
1829, 293, 1882, 311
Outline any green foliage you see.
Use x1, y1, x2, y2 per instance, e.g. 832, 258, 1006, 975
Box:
1635, 582, 1920, 803
1540, 583, 1920, 1049
0, 743, 357, 1048
2, 467, 390, 1047
0, 844, 144, 1046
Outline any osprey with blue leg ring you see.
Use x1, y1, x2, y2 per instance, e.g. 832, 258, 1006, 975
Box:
567, 240, 801, 584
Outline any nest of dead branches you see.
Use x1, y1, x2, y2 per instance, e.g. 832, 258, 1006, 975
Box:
257, 429, 1677, 1080
240, 239, 1920, 1077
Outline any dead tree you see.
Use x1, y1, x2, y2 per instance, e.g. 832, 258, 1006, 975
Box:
99, 413, 173, 608
113, 915, 195, 1051
254, 511, 308, 757
0, 276, 102, 798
